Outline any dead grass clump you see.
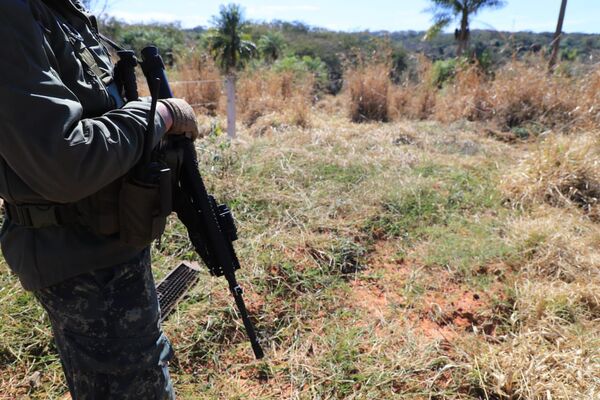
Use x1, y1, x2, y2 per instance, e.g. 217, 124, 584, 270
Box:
509, 209, 600, 281
389, 56, 437, 121
237, 69, 314, 131
346, 63, 390, 123
504, 133, 600, 217
576, 68, 600, 129
434, 64, 492, 122
489, 60, 579, 130
171, 53, 222, 116
468, 277, 600, 399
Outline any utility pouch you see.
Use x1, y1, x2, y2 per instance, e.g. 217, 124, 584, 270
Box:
119, 167, 172, 247
76, 179, 122, 236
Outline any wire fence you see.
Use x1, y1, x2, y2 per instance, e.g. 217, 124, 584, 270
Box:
170, 79, 226, 110
170, 79, 224, 85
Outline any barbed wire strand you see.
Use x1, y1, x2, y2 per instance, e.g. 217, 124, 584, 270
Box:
170, 79, 224, 85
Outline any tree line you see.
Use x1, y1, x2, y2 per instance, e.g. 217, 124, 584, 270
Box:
97, 1, 598, 96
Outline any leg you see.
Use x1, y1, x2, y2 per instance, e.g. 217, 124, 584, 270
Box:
34, 249, 175, 400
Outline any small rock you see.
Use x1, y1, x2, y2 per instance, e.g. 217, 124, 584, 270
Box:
393, 134, 415, 146
28, 371, 42, 389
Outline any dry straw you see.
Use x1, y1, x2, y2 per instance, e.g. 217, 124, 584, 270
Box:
503, 133, 600, 217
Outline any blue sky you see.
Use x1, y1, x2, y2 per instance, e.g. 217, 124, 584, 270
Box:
103, 0, 599, 33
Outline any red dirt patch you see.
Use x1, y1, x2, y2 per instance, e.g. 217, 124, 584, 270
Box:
347, 241, 509, 343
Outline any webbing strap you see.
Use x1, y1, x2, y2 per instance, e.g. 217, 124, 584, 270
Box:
5, 203, 80, 229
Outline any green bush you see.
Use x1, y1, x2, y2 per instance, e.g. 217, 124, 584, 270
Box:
273, 55, 329, 91
104, 22, 185, 59
431, 58, 459, 88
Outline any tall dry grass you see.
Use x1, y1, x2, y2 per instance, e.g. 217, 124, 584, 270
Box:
171, 52, 222, 116
169, 52, 599, 133
433, 64, 491, 122
345, 63, 390, 122
236, 68, 314, 134
342, 56, 600, 131
389, 55, 437, 121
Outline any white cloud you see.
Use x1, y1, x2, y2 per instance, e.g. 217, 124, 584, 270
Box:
108, 9, 206, 27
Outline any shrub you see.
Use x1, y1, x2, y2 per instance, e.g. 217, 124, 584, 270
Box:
273, 55, 329, 92
346, 63, 390, 123
431, 58, 459, 88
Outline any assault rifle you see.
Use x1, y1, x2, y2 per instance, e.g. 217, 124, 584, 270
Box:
115, 46, 264, 360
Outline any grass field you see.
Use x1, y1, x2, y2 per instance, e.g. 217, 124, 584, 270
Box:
1, 106, 599, 398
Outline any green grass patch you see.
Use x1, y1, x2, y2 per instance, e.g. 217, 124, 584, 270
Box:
364, 163, 502, 242
312, 162, 371, 186
421, 218, 516, 283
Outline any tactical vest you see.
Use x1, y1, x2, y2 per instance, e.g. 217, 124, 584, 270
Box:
6, 0, 135, 238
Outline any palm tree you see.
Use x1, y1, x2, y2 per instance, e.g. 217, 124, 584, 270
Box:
207, 4, 256, 138
548, 0, 568, 72
258, 32, 286, 63
425, 0, 506, 57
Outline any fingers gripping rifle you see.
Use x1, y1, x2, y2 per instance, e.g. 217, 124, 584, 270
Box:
117, 46, 264, 359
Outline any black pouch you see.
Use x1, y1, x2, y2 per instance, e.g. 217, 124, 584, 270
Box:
76, 179, 122, 236
119, 167, 172, 247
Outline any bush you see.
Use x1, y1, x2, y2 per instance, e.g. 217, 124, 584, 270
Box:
346, 63, 390, 123
273, 55, 329, 92
431, 58, 459, 88
117, 24, 185, 59
389, 55, 436, 121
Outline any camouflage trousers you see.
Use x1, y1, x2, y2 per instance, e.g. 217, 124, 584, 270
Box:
34, 248, 175, 400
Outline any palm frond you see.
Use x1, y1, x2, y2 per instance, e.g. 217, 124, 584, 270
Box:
424, 17, 452, 41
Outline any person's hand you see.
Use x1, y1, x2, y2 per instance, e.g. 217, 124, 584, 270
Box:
158, 98, 200, 141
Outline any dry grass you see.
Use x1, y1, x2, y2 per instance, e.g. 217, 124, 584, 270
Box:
434, 64, 491, 123
488, 61, 576, 130
474, 280, 600, 399
389, 55, 437, 121
161, 53, 599, 134
3, 55, 600, 398
503, 133, 600, 217
509, 207, 600, 282
370, 56, 600, 132
237, 69, 314, 135
346, 63, 390, 123
171, 53, 222, 116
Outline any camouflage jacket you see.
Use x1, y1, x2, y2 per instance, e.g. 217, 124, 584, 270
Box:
0, 0, 167, 290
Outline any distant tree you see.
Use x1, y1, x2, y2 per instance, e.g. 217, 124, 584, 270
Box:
119, 24, 185, 57
206, 4, 256, 138
548, 0, 568, 72
391, 49, 409, 83
258, 32, 286, 63
425, 0, 506, 57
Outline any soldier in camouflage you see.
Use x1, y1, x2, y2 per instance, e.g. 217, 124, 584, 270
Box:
0, 0, 200, 398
